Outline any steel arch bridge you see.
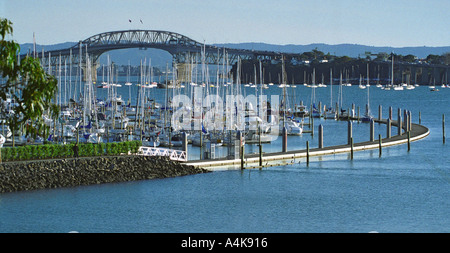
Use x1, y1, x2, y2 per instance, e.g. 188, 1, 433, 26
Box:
25, 30, 303, 80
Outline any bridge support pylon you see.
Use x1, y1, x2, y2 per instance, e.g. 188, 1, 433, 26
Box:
176, 62, 194, 84
81, 61, 99, 82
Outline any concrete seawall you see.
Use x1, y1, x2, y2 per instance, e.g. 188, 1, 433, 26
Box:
0, 155, 209, 193
184, 121, 430, 169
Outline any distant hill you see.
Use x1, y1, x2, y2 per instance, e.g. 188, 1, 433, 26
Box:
20, 42, 76, 52
20, 42, 450, 66
213, 42, 450, 59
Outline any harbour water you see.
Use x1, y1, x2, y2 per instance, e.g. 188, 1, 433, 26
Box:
0, 82, 449, 233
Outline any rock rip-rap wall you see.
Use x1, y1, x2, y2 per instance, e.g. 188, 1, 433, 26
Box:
0, 155, 209, 193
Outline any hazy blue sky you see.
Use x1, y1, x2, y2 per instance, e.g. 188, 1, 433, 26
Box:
1, 0, 449, 47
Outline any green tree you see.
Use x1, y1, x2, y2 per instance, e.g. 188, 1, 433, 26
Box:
426, 54, 441, 64
374, 52, 389, 61
441, 52, 450, 65
403, 54, 417, 63
0, 18, 58, 145
312, 48, 325, 59
334, 55, 352, 64
443, 52, 450, 65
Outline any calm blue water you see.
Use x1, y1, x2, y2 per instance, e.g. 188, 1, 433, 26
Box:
0, 81, 449, 233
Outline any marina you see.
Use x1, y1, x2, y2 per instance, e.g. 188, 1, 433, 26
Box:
1, 0, 449, 236
1, 40, 448, 234
0, 66, 435, 167
185, 120, 430, 169
2, 76, 447, 232
3, 34, 445, 167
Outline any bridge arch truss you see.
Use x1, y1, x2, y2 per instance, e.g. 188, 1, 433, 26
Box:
23, 30, 305, 81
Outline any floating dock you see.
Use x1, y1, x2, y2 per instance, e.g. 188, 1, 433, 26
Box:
183, 119, 430, 170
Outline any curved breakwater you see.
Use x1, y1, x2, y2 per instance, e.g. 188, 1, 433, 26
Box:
184, 118, 430, 169
0, 155, 209, 193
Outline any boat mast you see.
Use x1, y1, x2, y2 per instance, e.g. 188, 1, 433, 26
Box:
282, 56, 286, 126
330, 68, 333, 108
391, 53, 394, 87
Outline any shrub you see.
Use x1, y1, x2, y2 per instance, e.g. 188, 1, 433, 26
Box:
1, 147, 11, 161
0, 141, 142, 161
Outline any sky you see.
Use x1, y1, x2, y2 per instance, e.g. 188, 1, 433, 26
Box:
1, 0, 449, 47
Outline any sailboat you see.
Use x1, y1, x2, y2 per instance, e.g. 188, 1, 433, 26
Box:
125, 61, 132, 86
245, 60, 275, 141
376, 73, 382, 88
293, 103, 309, 117
361, 85, 373, 122
142, 134, 160, 147
279, 57, 304, 134
393, 85, 404, 90
429, 77, 438, 91
337, 71, 348, 119
309, 69, 321, 118
406, 84, 415, 90
324, 68, 336, 119
0, 134, 5, 148
318, 73, 327, 87
366, 64, 370, 87
406, 74, 415, 90
283, 118, 303, 135
359, 75, 366, 89
389, 54, 403, 90
311, 69, 322, 118
361, 64, 373, 122
345, 70, 352, 86
311, 104, 321, 118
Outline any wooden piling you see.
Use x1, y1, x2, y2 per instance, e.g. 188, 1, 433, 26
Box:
200, 129, 203, 160
335, 102, 339, 120
241, 145, 245, 170
306, 141, 310, 165
282, 126, 287, 152
404, 109, 407, 130
408, 111, 412, 132
348, 121, 353, 145
182, 132, 188, 157
404, 111, 409, 132
419, 111, 421, 125
370, 119, 375, 142
389, 106, 393, 120
378, 105, 382, 121
357, 106, 360, 122
259, 125, 263, 168
407, 131, 411, 151
259, 144, 263, 169
387, 118, 391, 138
379, 134, 382, 157
443, 114, 446, 144
350, 137, 354, 160
318, 124, 323, 149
